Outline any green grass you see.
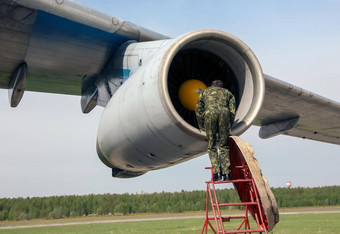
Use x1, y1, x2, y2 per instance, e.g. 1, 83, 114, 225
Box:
272, 213, 340, 234
1, 213, 339, 234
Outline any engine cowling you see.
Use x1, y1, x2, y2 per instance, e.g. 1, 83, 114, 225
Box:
96, 30, 264, 177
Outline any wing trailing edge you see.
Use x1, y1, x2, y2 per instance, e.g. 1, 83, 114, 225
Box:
256, 75, 340, 145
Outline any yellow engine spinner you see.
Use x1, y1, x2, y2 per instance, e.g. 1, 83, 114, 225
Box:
178, 79, 207, 111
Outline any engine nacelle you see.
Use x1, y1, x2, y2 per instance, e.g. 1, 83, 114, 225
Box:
96, 30, 264, 177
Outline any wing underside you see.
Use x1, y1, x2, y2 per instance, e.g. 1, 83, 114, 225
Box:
0, 0, 168, 95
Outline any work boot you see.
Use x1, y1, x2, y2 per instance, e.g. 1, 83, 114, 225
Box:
228, 172, 232, 180
222, 173, 232, 181
213, 173, 220, 181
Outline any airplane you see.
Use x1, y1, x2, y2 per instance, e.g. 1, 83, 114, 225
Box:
1, 0, 339, 181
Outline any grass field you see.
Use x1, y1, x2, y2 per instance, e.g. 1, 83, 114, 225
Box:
1, 208, 339, 233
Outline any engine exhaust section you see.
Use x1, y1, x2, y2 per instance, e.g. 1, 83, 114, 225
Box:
96, 30, 264, 177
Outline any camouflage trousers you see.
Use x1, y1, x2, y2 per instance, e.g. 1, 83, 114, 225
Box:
204, 108, 231, 175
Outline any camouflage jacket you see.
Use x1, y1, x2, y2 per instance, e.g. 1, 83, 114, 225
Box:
195, 86, 236, 129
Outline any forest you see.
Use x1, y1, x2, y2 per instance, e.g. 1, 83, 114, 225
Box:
0, 186, 339, 221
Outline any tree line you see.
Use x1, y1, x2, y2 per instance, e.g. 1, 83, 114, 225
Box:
0, 186, 339, 221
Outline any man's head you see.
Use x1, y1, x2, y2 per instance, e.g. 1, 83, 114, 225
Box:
211, 80, 223, 87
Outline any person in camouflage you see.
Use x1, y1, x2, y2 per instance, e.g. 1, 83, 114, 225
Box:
195, 80, 236, 181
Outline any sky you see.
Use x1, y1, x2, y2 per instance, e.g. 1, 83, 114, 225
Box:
0, 0, 339, 198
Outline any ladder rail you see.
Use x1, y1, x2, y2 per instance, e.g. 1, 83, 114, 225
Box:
212, 178, 226, 233
208, 181, 221, 233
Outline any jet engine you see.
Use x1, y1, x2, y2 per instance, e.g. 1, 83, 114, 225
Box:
96, 30, 265, 177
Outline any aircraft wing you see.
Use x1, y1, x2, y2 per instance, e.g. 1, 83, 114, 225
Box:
1, 0, 339, 177
0, 0, 168, 96
255, 75, 340, 145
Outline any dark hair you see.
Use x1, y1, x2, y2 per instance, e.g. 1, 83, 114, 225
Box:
211, 80, 223, 87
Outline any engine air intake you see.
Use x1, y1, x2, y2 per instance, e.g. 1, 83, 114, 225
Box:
168, 49, 239, 128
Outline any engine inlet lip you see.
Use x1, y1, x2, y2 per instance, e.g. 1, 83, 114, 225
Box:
160, 29, 265, 139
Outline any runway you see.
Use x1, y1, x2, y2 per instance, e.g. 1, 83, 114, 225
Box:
1, 209, 339, 230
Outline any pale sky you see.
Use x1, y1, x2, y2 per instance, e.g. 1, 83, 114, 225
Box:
1, 0, 339, 198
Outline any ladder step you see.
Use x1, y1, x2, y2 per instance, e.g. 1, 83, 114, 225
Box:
207, 216, 247, 220
223, 229, 266, 233
222, 217, 230, 222
206, 217, 230, 222
213, 202, 257, 206
210, 179, 252, 184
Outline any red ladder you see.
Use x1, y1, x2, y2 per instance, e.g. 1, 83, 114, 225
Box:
201, 167, 268, 234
